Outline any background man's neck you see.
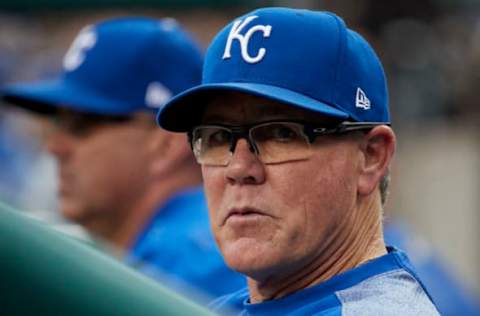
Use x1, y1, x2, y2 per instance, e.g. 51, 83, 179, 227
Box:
88, 164, 202, 251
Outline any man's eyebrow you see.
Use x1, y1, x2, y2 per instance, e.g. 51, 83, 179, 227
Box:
202, 114, 231, 123
203, 111, 302, 124
256, 102, 308, 117
202, 100, 308, 123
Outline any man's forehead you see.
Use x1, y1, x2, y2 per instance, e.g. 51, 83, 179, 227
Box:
202, 92, 335, 124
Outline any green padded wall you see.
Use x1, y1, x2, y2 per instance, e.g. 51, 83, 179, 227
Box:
0, 202, 215, 316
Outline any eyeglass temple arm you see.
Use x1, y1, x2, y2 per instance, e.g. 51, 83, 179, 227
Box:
312, 122, 391, 134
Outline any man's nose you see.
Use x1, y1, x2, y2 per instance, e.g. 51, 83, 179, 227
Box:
225, 138, 266, 185
46, 130, 75, 162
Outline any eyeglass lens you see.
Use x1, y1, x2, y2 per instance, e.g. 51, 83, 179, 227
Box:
192, 122, 313, 166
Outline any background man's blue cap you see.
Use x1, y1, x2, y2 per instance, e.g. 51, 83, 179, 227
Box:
2, 17, 203, 116
157, 7, 389, 131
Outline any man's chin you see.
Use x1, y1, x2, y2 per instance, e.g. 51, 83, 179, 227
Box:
59, 200, 86, 223
222, 237, 279, 278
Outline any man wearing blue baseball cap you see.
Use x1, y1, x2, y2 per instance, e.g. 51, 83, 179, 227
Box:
157, 7, 440, 314
1, 17, 244, 298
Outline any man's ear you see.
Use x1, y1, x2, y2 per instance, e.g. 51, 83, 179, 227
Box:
148, 129, 192, 178
357, 126, 396, 197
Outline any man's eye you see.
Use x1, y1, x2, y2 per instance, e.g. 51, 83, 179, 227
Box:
208, 129, 231, 146
270, 125, 298, 142
57, 117, 95, 136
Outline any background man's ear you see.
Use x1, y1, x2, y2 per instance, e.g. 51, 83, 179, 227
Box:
357, 126, 396, 197
148, 129, 192, 178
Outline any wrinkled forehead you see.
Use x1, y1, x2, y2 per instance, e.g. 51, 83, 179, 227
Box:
202, 91, 340, 125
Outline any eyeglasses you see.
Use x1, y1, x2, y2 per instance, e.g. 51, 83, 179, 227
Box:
189, 120, 386, 166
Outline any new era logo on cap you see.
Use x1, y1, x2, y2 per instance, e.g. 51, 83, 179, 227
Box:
355, 88, 371, 110
145, 82, 172, 109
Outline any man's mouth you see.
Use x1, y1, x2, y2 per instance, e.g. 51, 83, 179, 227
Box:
223, 207, 270, 225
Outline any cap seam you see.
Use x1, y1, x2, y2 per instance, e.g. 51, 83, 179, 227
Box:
328, 13, 347, 115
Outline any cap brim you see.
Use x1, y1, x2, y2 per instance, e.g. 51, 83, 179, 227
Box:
157, 82, 350, 132
2, 79, 135, 116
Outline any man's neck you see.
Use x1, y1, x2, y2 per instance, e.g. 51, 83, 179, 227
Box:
84, 191, 163, 251
91, 170, 202, 251
110, 193, 165, 250
247, 196, 386, 303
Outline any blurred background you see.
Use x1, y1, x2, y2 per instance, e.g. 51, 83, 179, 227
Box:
0, 0, 478, 300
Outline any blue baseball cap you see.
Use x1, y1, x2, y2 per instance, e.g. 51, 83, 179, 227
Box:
157, 7, 389, 131
2, 17, 203, 116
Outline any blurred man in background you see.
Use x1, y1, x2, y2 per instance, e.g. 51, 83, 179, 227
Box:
1, 16, 244, 298
158, 7, 439, 314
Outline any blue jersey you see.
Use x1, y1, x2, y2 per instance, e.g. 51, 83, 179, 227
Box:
384, 221, 480, 316
127, 186, 245, 298
210, 247, 439, 315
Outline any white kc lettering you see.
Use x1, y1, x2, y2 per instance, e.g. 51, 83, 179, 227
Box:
222, 15, 272, 64
63, 26, 97, 72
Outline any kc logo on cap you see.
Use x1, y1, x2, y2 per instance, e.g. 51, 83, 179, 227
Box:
222, 16, 272, 64
63, 25, 97, 72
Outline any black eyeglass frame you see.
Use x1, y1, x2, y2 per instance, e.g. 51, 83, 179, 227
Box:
188, 120, 390, 156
